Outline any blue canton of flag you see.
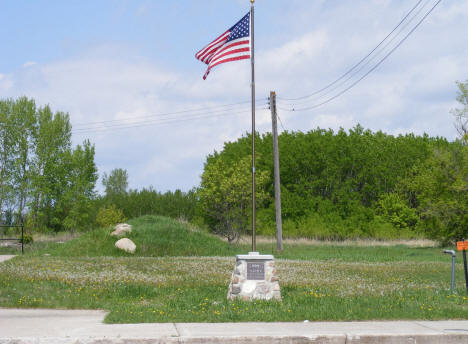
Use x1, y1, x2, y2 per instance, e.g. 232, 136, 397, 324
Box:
195, 12, 251, 80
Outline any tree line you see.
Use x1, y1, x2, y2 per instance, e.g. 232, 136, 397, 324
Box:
1, 80, 466, 244
79, 124, 467, 245
97, 168, 197, 225
198, 127, 466, 243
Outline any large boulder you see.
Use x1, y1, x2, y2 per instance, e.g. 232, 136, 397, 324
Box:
115, 238, 136, 254
111, 223, 132, 236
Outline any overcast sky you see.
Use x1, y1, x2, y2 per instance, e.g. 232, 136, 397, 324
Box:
1, 0, 467, 193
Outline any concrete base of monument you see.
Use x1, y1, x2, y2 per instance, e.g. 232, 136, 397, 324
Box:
227, 252, 281, 301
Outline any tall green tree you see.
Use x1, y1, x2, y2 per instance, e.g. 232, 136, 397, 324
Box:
10, 98, 36, 223
59, 140, 98, 231
451, 80, 468, 144
397, 144, 468, 244
199, 154, 270, 242
0, 99, 15, 223
29, 105, 72, 230
102, 168, 128, 198
0, 97, 98, 231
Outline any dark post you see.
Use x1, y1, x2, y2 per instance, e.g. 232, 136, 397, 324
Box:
21, 224, 24, 254
463, 249, 468, 292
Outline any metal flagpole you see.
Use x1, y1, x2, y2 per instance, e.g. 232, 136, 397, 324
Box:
250, 0, 256, 252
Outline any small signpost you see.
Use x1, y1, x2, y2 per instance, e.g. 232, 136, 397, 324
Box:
456, 241, 468, 292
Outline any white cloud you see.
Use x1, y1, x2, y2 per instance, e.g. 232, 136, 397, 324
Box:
0, 73, 13, 91
1, 0, 467, 192
2, 48, 257, 192
262, 31, 329, 71
23, 61, 37, 68
252, 0, 468, 141
136, 0, 152, 16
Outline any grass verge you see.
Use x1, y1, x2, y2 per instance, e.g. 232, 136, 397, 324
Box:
1, 255, 467, 323
0, 215, 466, 322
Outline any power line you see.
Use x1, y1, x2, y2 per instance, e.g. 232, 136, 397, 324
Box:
72, 106, 269, 134
278, 0, 443, 112
278, 0, 431, 107
277, 0, 425, 102
74, 105, 255, 131
73, 111, 249, 134
277, 113, 286, 132
73, 98, 267, 128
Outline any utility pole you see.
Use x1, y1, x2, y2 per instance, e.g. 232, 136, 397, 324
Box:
270, 91, 283, 253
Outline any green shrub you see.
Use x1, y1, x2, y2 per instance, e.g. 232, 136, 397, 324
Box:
296, 213, 333, 239
20, 234, 34, 244
376, 193, 419, 230
256, 207, 275, 236
96, 204, 126, 228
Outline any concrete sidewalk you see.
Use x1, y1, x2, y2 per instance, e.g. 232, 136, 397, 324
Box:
0, 255, 16, 263
1, 308, 468, 343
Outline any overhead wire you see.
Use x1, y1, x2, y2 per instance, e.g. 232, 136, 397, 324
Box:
278, 0, 431, 107
72, 105, 269, 134
73, 98, 266, 128
73, 104, 259, 131
277, 0, 425, 102
277, 114, 286, 132
278, 0, 443, 112
14, 1, 441, 135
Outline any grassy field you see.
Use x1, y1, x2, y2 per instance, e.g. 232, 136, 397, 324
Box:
0, 215, 467, 323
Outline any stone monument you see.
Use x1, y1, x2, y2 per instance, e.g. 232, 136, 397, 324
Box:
227, 252, 281, 301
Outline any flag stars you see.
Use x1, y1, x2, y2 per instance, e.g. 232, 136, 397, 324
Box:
228, 13, 250, 42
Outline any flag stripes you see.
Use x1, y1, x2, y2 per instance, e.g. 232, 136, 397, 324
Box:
195, 13, 250, 79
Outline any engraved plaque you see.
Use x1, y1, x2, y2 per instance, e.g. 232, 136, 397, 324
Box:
247, 262, 265, 280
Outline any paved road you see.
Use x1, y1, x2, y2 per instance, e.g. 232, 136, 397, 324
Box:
1, 308, 468, 343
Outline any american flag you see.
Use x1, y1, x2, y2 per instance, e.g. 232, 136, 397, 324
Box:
195, 12, 250, 80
